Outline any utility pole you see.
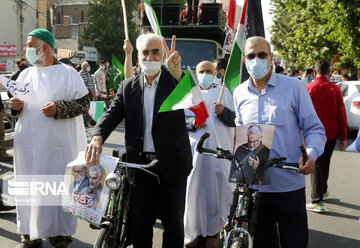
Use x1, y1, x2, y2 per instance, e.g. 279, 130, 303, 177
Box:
15, 0, 25, 58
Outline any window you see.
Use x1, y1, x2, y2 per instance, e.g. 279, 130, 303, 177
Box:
81, 11, 84, 22
339, 83, 348, 97
166, 40, 217, 70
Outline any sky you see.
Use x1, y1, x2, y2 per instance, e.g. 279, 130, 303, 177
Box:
261, 0, 273, 41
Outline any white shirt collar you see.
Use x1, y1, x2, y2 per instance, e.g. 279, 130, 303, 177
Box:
144, 70, 162, 88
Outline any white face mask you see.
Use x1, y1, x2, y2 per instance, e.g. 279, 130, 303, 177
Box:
100, 65, 105, 70
197, 73, 214, 89
86, 66, 91, 72
139, 60, 162, 76
213, 75, 222, 86
26, 47, 40, 64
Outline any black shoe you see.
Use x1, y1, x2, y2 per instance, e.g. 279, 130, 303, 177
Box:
0, 154, 13, 162
0, 203, 16, 211
16, 241, 43, 248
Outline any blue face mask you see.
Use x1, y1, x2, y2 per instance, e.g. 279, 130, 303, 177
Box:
245, 57, 270, 79
25, 47, 40, 64
309, 76, 314, 81
197, 73, 214, 89
213, 75, 222, 86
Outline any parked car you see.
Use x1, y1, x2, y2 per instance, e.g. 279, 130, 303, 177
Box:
336, 81, 360, 131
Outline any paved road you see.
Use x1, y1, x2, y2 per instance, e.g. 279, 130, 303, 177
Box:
1, 125, 359, 247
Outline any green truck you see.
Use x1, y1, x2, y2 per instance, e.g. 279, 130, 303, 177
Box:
141, 2, 227, 70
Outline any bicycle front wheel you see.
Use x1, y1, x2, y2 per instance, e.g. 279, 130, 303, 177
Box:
94, 227, 111, 248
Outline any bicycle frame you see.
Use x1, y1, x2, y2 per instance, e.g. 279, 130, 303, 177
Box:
98, 167, 130, 247
94, 159, 157, 248
196, 132, 298, 248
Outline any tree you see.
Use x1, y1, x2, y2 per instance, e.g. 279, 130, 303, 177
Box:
83, 0, 140, 63
270, 0, 360, 71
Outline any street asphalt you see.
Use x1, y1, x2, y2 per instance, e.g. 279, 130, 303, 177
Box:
0, 124, 359, 248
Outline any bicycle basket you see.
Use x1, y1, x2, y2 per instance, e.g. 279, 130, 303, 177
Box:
224, 227, 253, 248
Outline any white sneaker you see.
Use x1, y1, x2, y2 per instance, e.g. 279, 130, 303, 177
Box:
306, 202, 325, 213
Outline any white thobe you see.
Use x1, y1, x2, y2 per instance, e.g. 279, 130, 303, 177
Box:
14, 64, 88, 240
184, 86, 235, 243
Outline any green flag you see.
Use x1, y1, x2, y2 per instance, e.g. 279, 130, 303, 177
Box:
108, 54, 124, 90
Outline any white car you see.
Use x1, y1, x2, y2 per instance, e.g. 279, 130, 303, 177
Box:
336, 81, 360, 131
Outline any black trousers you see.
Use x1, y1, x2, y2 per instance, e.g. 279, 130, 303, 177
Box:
129, 160, 187, 248
187, 0, 199, 24
253, 188, 308, 248
311, 137, 337, 203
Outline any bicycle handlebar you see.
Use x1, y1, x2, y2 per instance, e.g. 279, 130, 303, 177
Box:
196, 133, 299, 170
117, 159, 158, 169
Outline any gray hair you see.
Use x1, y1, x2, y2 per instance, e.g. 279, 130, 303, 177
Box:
244, 36, 272, 54
33, 39, 55, 67
81, 61, 89, 69
247, 125, 263, 137
89, 165, 104, 178
136, 33, 165, 57
38, 39, 55, 57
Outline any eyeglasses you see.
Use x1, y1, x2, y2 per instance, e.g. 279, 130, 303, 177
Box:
245, 52, 268, 60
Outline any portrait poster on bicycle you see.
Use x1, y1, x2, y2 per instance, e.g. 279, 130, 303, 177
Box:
229, 124, 275, 185
62, 151, 118, 226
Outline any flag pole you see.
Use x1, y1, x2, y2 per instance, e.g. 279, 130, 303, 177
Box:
188, 67, 222, 148
239, 0, 248, 84
217, 80, 226, 103
121, 0, 129, 40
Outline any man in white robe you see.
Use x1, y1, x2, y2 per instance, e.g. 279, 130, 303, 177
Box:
184, 61, 235, 248
9, 29, 89, 248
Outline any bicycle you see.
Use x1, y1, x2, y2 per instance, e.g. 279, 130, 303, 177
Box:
93, 148, 158, 248
196, 133, 299, 248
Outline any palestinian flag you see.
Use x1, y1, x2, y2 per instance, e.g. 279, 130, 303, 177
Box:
88, 101, 104, 122
142, 0, 162, 36
224, 0, 247, 94
158, 70, 208, 126
224, 0, 265, 93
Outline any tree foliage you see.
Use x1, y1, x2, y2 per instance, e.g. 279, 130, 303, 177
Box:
83, 0, 140, 62
270, 0, 360, 71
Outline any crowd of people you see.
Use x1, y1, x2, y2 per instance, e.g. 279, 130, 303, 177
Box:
0, 26, 353, 248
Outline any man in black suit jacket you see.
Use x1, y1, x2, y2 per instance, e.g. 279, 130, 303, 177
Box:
86, 33, 192, 248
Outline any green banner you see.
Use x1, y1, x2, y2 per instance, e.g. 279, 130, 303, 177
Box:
107, 54, 124, 90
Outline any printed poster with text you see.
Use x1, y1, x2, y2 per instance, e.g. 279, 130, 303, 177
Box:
62, 152, 118, 226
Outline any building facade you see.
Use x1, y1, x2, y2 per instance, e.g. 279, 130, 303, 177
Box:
0, 0, 37, 72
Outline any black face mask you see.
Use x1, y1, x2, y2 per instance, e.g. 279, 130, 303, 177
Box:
19, 65, 28, 71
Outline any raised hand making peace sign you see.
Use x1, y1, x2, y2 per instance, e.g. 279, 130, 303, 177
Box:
162, 35, 182, 82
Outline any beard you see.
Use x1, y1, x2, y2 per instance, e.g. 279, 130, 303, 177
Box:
74, 175, 83, 183
90, 182, 99, 189
249, 143, 260, 151
33, 47, 46, 67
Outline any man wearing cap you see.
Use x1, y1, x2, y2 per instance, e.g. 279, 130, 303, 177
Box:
9, 29, 90, 248
59, 57, 75, 68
